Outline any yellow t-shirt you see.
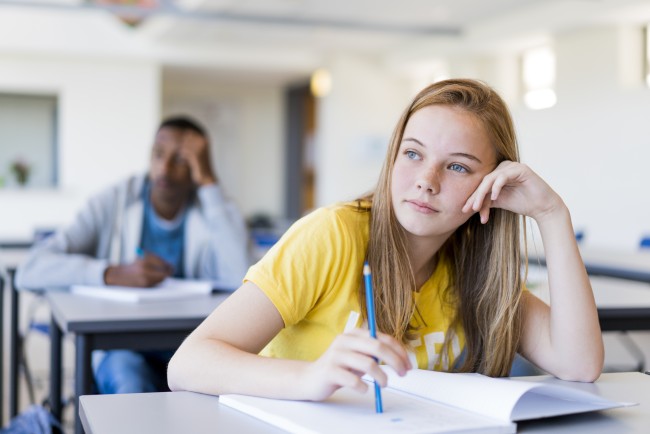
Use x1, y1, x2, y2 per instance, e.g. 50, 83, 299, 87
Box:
244, 202, 465, 370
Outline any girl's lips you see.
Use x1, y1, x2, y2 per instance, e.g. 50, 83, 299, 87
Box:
406, 200, 438, 214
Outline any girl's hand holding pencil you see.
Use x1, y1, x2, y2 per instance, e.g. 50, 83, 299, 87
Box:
298, 328, 412, 402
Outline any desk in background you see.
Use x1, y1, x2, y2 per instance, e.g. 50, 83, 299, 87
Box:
592, 277, 650, 332
48, 291, 230, 434
529, 247, 650, 283
529, 274, 650, 332
0, 245, 30, 423
529, 273, 650, 372
0, 246, 30, 270
79, 372, 650, 434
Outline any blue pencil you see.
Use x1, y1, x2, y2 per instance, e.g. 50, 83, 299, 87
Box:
363, 262, 383, 414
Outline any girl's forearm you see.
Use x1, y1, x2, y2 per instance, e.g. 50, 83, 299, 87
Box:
167, 337, 310, 398
535, 205, 604, 380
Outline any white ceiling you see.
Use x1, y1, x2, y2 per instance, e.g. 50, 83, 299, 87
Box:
2, 0, 650, 84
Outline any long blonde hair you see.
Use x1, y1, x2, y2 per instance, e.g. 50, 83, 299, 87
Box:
359, 78, 524, 377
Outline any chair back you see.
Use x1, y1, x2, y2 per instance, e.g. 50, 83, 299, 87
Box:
640, 236, 650, 249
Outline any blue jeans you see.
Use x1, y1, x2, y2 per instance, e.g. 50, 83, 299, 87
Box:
93, 350, 174, 394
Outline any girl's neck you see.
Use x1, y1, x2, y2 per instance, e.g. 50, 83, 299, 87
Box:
406, 235, 446, 290
414, 258, 437, 290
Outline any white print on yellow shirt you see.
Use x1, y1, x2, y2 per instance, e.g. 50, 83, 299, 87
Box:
345, 311, 461, 371
411, 331, 461, 370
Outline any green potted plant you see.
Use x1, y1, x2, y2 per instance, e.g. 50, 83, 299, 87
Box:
10, 158, 31, 186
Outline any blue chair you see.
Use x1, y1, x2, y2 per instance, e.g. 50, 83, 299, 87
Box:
509, 353, 546, 377
640, 236, 650, 249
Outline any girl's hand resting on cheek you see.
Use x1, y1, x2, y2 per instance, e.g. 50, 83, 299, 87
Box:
462, 161, 566, 224
298, 328, 412, 401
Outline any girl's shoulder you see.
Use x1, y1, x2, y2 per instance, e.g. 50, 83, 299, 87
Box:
279, 202, 370, 251
297, 201, 371, 229
327, 200, 371, 219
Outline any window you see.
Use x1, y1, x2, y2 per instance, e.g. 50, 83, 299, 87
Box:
0, 94, 58, 188
522, 46, 557, 110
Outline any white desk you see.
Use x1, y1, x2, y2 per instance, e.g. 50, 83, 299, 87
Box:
529, 273, 650, 332
48, 291, 230, 434
0, 247, 29, 270
61, 272, 650, 433
79, 372, 650, 434
529, 247, 650, 283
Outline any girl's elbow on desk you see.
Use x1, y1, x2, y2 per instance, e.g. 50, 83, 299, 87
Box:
555, 367, 602, 383
552, 353, 604, 383
166, 352, 186, 392
166, 339, 208, 393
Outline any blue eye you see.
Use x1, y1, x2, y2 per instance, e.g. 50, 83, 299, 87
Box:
406, 150, 420, 160
449, 163, 468, 173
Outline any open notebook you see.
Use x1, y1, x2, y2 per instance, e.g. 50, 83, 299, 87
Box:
220, 367, 636, 434
71, 278, 213, 303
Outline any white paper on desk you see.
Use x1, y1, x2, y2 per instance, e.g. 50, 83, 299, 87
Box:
221, 385, 516, 434
221, 367, 636, 434
71, 278, 213, 303
382, 368, 636, 423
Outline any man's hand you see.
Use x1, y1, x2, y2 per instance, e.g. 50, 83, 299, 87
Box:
104, 253, 173, 287
179, 130, 218, 187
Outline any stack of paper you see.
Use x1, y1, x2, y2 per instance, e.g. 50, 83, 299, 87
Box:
71, 278, 213, 303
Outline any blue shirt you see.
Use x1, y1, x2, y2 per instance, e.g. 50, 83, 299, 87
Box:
139, 184, 187, 278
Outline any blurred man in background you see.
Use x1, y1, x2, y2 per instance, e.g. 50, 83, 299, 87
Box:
17, 115, 250, 394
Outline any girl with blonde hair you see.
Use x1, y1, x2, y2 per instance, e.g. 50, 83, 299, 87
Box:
168, 79, 603, 400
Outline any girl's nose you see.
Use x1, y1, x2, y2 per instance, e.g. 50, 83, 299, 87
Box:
416, 168, 440, 194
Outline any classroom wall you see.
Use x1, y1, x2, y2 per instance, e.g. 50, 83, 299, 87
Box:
1, 17, 649, 251
314, 55, 412, 207
0, 55, 160, 240
0, 57, 287, 239
511, 26, 650, 250
162, 75, 286, 219
313, 25, 650, 251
